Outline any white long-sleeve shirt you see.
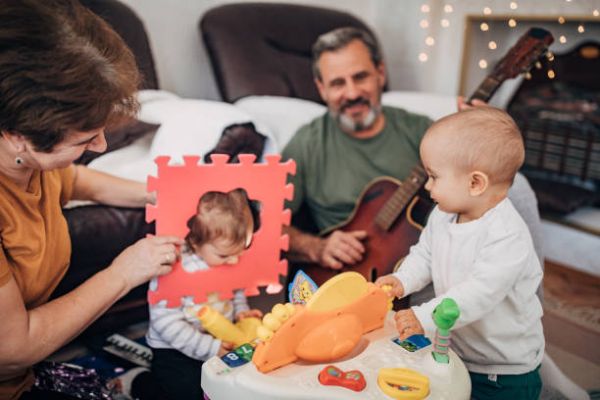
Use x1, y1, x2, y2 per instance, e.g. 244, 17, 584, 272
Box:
146, 251, 249, 361
395, 198, 544, 375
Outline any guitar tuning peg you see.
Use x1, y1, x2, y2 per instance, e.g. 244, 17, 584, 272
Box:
524, 72, 532, 80
535, 61, 542, 69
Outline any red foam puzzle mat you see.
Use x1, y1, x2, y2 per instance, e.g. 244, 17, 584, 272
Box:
146, 154, 295, 307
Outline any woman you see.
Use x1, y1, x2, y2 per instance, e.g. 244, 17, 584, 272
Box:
0, 1, 182, 398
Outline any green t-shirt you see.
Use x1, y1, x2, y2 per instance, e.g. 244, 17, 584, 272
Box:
282, 106, 432, 232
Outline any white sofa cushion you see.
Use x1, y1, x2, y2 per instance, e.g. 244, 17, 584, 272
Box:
235, 92, 458, 151
235, 96, 326, 151
381, 91, 456, 120
89, 91, 275, 182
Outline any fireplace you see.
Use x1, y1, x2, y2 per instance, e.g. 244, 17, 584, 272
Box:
460, 16, 600, 216
508, 40, 599, 215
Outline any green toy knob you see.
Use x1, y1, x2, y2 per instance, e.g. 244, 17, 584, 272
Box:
432, 298, 460, 364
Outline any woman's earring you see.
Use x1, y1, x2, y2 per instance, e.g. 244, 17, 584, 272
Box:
15, 156, 23, 165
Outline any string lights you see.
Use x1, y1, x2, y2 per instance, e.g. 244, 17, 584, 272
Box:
417, 2, 456, 62
415, 0, 595, 78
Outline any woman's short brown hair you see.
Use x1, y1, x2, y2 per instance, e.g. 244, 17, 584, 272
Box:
0, 0, 140, 152
185, 189, 254, 251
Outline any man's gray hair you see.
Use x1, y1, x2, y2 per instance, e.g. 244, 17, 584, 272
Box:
311, 26, 382, 81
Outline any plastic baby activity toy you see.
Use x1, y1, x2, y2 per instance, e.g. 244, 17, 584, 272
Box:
202, 272, 471, 399
197, 305, 262, 348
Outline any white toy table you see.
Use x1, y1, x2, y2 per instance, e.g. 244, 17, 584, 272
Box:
202, 312, 471, 399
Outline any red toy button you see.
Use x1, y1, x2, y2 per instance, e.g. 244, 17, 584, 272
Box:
318, 365, 366, 392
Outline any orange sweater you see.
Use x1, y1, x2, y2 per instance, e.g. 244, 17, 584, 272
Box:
0, 166, 74, 400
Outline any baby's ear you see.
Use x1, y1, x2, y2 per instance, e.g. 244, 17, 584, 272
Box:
469, 171, 489, 196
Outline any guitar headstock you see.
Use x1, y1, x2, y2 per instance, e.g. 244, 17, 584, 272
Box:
492, 27, 554, 81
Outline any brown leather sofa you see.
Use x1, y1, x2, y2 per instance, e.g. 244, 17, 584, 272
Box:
51, 0, 159, 334
200, 3, 379, 104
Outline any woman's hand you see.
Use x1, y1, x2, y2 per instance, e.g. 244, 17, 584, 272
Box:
375, 275, 404, 299
109, 235, 184, 291
235, 309, 263, 321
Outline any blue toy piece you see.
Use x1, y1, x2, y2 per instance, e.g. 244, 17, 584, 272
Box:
392, 334, 431, 352
288, 269, 319, 305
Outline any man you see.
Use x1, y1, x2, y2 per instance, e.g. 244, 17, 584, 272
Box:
282, 27, 543, 277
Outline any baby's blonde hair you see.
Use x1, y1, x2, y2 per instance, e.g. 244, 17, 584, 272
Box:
185, 189, 253, 250
424, 107, 524, 186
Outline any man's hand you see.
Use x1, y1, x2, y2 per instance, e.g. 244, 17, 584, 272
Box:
318, 230, 367, 270
394, 309, 424, 340
375, 275, 404, 298
457, 96, 488, 111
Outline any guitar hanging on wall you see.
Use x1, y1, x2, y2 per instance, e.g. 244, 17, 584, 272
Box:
296, 27, 555, 286
468, 27, 554, 103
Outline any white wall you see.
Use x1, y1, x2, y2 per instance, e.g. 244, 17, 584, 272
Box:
120, 0, 600, 100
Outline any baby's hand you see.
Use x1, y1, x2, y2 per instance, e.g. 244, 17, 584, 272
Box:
394, 309, 424, 340
235, 309, 263, 321
217, 341, 235, 356
375, 275, 404, 298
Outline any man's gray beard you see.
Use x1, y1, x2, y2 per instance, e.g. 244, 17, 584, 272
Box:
336, 105, 381, 133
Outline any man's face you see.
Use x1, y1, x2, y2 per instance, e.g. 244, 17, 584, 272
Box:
315, 39, 386, 134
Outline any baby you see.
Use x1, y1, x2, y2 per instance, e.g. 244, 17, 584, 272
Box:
146, 189, 263, 400
377, 107, 544, 399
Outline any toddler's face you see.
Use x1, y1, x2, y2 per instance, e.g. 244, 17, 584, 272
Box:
420, 135, 471, 215
195, 227, 253, 267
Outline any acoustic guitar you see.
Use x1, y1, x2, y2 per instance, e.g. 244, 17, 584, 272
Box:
296, 27, 554, 286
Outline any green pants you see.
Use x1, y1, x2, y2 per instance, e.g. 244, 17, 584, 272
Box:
469, 365, 541, 400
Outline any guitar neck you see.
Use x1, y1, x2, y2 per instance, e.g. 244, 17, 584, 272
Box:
468, 75, 503, 103
375, 166, 427, 231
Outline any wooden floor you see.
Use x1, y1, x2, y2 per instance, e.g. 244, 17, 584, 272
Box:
544, 260, 600, 310
542, 260, 600, 390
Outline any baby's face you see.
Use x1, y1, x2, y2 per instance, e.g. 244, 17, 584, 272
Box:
420, 133, 472, 215
195, 227, 253, 267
